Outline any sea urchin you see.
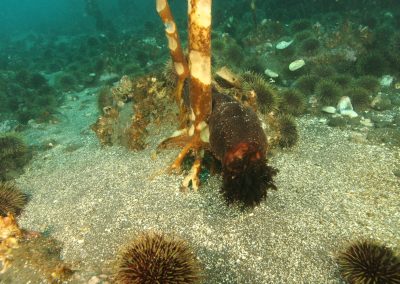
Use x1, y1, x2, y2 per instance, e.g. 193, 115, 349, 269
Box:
0, 181, 28, 216
115, 231, 201, 284
276, 114, 298, 148
278, 89, 307, 116
336, 240, 400, 284
242, 72, 279, 114
315, 79, 342, 106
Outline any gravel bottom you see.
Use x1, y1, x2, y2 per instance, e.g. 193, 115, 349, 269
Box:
9, 111, 400, 283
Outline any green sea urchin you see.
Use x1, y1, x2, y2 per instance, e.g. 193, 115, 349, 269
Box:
242, 72, 279, 114
0, 134, 31, 181
57, 73, 77, 91
0, 134, 27, 159
278, 89, 306, 116
356, 52, 388, 76
389, 32, 400, 52
291, 19, 312, 33
330, 74, 354, 89
276, 114, 298, 148
311, 65, 337, 78
355, 75, 380, 93
294, 74, 319, 96
299, 37, 320, 55
0, 181, 28, 216
27, 73, 47, 89
388, 32, 400, 66
223, 42, 244, 67
336, 240, 400, 284
212, 39, 225, 52
115, 231, 201, 284
294, 30, 314, 42
344, 87, 371, 111
315, 79, 342, 106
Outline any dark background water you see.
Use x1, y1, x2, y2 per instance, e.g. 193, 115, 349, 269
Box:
0, 0, 162, 37
1, 0, 400, 39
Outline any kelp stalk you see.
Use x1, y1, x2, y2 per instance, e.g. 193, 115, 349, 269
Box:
157, 0, 212, 191
156, 0, 190, 120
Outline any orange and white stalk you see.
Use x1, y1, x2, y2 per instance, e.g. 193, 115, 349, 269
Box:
156, 0, 213, 191
156, 0, 189, 117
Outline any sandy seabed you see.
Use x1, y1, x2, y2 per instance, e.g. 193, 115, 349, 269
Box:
3, 88, 400, 283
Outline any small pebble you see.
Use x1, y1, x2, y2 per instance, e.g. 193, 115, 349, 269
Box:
87, 276, 101, 284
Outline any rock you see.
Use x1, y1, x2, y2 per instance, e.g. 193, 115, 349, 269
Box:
289, 59, 305, 71
360, 118, 373, 127
276, 39, 293, 49
327, 116, 347, 127
99, 72, 119, 84
337, 96, 358, 118
367, 113, 393, 128
390, 92, 400, 106
337, 96, 353, 112
392, 114, 400, 126
371, 93, 392, 110
349, 132, 368, 144
367, 128, 400, 146
88, 276, 101, 284
375, 119, 393, 128
215, 66, 240, 87
264, 68, 279, 78
380, 75, 394, 87
321, 106, 336, 114
0, 120, 19, 132
341, 109, 358, 118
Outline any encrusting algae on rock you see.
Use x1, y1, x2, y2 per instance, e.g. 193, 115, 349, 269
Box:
0, 213, 74, 282
91, 74, 171, 150
0, 213, 21, 273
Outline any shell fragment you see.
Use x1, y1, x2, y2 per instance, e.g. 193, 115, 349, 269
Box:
264, 69, 279, 78
289, 59, 305, 71
276, 39, 293, 49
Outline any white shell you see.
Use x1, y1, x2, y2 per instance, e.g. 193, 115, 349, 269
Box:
264, 68, 279, 78
289, 59, 305, 71
380, 75, 393, 87
321, 106, 336, 114
261, 19, 268, 26
276, 40, 293, 49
